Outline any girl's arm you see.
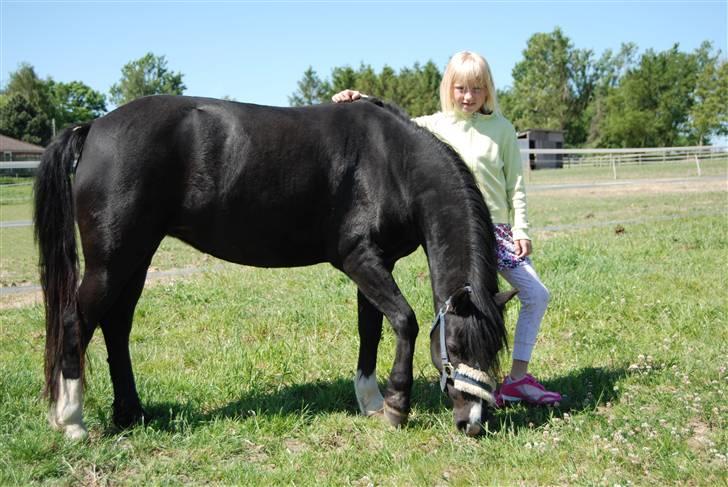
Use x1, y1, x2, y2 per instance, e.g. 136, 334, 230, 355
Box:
501, 125, 530, 247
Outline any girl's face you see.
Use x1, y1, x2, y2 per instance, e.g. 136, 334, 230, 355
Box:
452, 81, 486, 114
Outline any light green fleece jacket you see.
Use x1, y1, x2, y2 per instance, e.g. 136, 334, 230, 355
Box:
413, 110, 530, 241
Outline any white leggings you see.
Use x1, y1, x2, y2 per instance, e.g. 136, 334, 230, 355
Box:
499, 261, 550, 362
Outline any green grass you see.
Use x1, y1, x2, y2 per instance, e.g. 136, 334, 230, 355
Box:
0, 225, 223, 287
1, 179, 726, 484
0, 182, 33, 221
2, 176, 726, 287
529, 187, 726, 230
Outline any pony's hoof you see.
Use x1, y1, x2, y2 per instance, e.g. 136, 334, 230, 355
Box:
48, 408, 62, 432
365, 407, 384, 418
383, 402, 408, 428
64, 424, 89, 441
49, 404, 87, 440
113, 406, 149, 429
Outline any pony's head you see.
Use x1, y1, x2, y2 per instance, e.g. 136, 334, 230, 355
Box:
429, 285, 517, 436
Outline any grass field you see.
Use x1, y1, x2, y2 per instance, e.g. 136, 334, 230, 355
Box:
0, 169, 726, 485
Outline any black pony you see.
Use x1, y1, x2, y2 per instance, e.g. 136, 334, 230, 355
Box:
34, 95, 512, 439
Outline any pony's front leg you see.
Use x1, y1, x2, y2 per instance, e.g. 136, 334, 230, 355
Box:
48, 312, 96, 440
343, 250, 418, 427
381, 308, 418, 427
355, 290, 385, 416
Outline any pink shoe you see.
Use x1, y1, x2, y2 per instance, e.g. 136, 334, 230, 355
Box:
496, 374, 562, 406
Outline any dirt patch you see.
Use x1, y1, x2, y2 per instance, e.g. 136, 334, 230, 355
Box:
0, 290, 42, 309
0, 271, 193, 310
686, 418, 715, 453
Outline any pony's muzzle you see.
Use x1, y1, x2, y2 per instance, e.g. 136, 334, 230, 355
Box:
452, 364, 496, 405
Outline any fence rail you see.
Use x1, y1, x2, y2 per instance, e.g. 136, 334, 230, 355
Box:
525, 145, 726, 166
1, 146, 726, 172
0, 161, 42, 170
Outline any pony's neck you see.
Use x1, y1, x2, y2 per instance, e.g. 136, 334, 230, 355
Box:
418, 200, 481, 311
403, 124, 497, 312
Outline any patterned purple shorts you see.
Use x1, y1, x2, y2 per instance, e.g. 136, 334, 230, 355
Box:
494, 224, 528, 270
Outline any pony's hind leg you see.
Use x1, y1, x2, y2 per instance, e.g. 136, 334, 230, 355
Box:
49, 246, 158, 438
98, 262, 151, 428
355, 290, 385, 416
47, 309, 96, 440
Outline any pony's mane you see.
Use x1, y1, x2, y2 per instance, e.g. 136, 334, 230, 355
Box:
359, 97, 507, 375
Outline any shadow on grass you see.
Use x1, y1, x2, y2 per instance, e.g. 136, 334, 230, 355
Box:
124, 365, 626, 436
484, 366, 628, 434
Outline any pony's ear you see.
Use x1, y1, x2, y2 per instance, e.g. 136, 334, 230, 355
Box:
494, 288, 519, 307
450, 285, 474, 314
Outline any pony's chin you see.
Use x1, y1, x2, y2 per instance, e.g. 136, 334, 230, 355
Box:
454, 398, 484, 437
464, 422, 482, 437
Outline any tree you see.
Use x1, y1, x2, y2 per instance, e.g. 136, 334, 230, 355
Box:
3, 63, 54, 114
353, 63, 379, 99
290, 60, 442, 117
1, 63, 109, 144
585, 43, 638, 145
51, 80, 107, 127
412, 61, 442, 116
689, 50, 728, 145
327, 66, 358, 99
597, 44, 706, 147
0, 93, 51, 145
288, 66, 329, 106
0, 64, 55, 144
109, 53, 186, 106
507, 28, 573, 133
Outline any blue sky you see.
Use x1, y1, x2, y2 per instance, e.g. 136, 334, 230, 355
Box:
1, 0, 726, 109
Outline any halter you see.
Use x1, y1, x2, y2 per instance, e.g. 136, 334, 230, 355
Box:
429, 286, 495, 402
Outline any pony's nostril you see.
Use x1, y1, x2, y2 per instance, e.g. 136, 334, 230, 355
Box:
456, 420, 482, 436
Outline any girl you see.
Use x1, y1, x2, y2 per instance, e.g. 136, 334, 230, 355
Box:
332, 51, 561, 406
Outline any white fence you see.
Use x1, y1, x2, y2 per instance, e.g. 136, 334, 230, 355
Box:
525, 145, 726, 165
0, 160, 42, 170
2, 145, 727, 174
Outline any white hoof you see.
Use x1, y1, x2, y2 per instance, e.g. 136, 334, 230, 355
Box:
49, 375, 87, 440
48, 407, 62, 432
354, 370, 384, 417
64, 423, 89, 441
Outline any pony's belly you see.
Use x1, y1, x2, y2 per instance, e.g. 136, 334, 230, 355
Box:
170, 230, 329, 269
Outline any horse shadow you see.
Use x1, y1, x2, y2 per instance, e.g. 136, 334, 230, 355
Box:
127, 366, 627, 436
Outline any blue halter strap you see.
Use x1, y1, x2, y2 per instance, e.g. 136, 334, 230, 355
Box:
429, 286, 494, 396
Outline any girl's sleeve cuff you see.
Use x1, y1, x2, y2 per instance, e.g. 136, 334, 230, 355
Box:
512, 228, 530, 241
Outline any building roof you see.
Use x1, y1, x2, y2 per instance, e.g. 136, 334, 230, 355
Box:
517, 128, 566, 137
0, 134, 45, 153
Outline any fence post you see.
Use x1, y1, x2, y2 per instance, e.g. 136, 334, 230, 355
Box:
611, 155, 617, 180
694, 154, 701, 177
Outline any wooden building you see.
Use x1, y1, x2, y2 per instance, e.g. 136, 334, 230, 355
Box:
517, 129, 565, 169
0, 134, 44, 161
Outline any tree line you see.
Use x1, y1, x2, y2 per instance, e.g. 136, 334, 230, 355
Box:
290, 28, 727, 148
0, 53, 185, 146
2, 28, 725, 148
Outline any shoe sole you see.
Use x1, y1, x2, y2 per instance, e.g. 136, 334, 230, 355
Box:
499, 393, 560, 406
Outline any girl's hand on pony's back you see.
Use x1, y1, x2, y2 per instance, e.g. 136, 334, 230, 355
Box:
332, 90, 366, 103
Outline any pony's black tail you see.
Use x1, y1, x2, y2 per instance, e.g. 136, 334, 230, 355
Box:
34, 123, 91, 403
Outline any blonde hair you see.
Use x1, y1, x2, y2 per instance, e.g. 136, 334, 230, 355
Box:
440, 51, 500, 115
